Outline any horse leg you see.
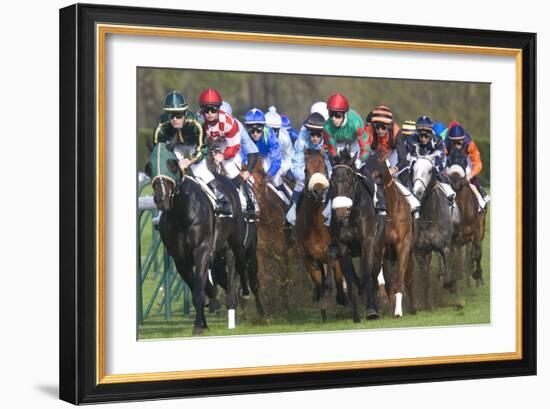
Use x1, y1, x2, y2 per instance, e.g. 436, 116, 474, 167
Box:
339, 253, 360, 323
246, 245, 265, 319
471, 240, 484, 286
362, 237, 379, 320
415, 251, 430, 311
192, 245, 210, 335
441, 245, 456, 293
332, 261, 348, 306
305, 255, 326, 322
224, 247, 239, 330
391, 240, 411, 318
405, 249, 416, 315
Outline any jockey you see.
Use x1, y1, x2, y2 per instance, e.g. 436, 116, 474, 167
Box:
286, 112, 331, 225
265, 106, 293, 181
444, 124, 491, 208
407, 116, 456, 206
281, 114, 299, 144
244, 108, 289, 202
151, 90, 231, 217
323, 93, 371, 168
366, 105, 420, 218
220, 101, 259, 219
198, 87, 245, 214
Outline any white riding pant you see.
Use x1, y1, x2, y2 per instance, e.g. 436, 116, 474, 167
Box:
172, 144, 216, 185
261, 157, 283, 187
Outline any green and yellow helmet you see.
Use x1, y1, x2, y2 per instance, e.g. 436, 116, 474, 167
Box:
163, 91, 188, 112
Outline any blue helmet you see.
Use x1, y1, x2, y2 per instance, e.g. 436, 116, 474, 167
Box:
416, 115, 434, 132
433, 121, 446, 136
448, 125, 466, 140
244, 108, 266, 125
281, 114, 291, 129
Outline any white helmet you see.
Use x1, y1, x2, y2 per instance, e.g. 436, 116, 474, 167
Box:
265, 105, 282, 128
310, 101, 329, 121
221, 100, 233, 115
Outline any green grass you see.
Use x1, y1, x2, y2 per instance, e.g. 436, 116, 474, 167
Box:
137, 195, 490, 339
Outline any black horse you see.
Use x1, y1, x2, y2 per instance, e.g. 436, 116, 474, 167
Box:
328, 148, 379, 322
146, 139, 247, 335
410, 155, 455, 307
205, 144, 265, 320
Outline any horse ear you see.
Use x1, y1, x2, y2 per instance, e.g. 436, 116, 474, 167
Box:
144, 162, 152, 177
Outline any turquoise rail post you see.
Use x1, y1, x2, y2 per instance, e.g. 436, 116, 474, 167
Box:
163, 246, 172, 319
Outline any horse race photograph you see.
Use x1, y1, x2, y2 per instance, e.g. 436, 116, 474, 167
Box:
136, 67, 491, 339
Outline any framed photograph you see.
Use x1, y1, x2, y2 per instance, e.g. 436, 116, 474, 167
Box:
59, 3, 536, 405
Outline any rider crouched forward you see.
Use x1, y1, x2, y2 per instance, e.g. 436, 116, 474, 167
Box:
152, 90, 233, 221
244, 108, 289, 205
407, 116, 457, 207
287, 112, 332, 226
365, 105, 420, 218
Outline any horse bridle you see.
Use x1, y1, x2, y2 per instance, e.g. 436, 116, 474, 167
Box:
331, 163, 360, 205
152, 175, 178, 203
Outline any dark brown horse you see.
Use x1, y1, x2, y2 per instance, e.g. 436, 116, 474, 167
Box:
446, 149, 487, 286
295, 149, 347, 321
364, 153, 416, 317
328, 148, 379, 322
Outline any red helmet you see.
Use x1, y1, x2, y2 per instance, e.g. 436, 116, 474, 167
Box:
199, 88, 222, 107
326, 93, 349, 112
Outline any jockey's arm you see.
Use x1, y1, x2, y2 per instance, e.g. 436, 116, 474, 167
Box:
323, 130, 337, 158
222, 119, 241, 160
356, 126, 372, 162
267, 133, 282, 177
467, 140, 483, 178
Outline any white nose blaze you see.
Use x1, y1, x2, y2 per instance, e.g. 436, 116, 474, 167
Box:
332, 196, 353, 209
413, 180, 425, 198
308, 172, 329, 192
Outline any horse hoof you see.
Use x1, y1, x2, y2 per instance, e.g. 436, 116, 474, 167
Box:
476, 278, 484, 287
393, 314, 402, 319
366, 309, 380, 320
321, 310, 327, 322
192, 327, 204, 336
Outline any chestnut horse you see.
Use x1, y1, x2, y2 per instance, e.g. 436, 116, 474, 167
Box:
446, 149, 487, 286
295, 149, 347, 321
364, 153, 416, 317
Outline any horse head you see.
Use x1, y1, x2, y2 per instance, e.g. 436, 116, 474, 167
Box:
304, 148, 329, 202
146, 140, 182, 211
411, 155, 436, 201
330, 147, 358, 222
446, 148, 468, 191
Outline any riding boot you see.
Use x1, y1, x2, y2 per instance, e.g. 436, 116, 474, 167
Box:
375, 185, 387, 216
478, 185, 491, 203
207, 181, 232, 216
242, 183, 257, 221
